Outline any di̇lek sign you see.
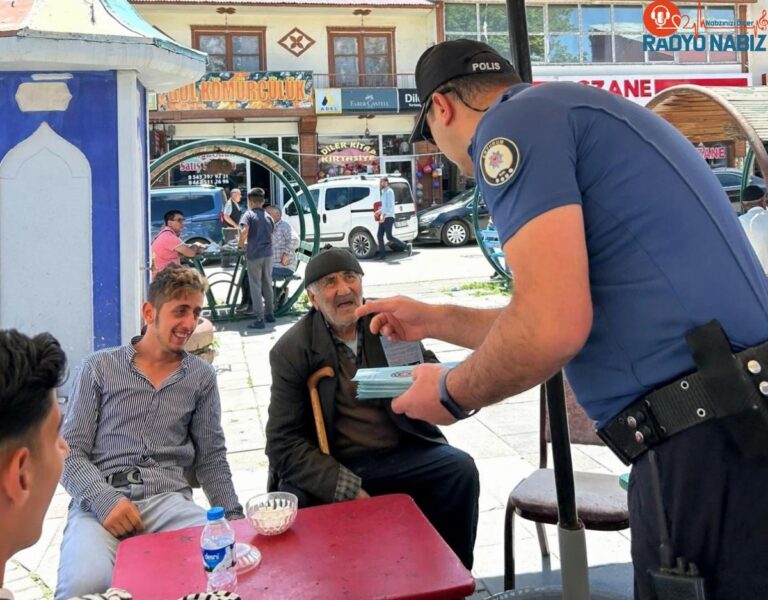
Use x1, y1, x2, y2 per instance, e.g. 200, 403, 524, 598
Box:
319, 141, 378, 164
155, 71, 314, 111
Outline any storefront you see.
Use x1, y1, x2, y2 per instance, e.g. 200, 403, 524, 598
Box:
149, 70, 315, 204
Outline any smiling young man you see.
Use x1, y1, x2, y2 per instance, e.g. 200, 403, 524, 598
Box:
0, 330, 68, 600
55, 265, 243, 600
265, 247, 479, 569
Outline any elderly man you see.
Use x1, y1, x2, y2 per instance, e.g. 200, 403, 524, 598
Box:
56, 265, 243, 599
0, 330, 68, 600
265, 205, 300, 279
222, 188, 243, 231
265, 247, 479, 569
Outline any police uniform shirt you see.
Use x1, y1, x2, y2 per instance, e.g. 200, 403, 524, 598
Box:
471, 82, 768, 426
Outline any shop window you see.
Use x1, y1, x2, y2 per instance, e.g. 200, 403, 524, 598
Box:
444, 2, 737, 65
328, 29, 394, 87
444, 3, 512, 60
192, 27, 266, 72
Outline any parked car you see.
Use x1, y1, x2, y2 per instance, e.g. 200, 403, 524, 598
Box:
417, 189, 489, 246
150, 185, 227, 245
282, 174, 418, 259
712, 167, 766, 212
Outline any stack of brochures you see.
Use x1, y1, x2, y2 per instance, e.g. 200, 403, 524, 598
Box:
352, 362, 461, 400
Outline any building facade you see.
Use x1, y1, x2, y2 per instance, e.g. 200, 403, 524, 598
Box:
134, 0, 763, 205
133, 0, 441, 206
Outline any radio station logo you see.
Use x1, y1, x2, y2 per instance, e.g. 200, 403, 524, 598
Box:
642, 0, 768, 52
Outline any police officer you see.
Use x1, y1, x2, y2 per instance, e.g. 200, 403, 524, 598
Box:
356, 39, 768, 599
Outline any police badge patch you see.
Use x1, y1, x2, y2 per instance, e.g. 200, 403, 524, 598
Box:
480, 137, 520, 187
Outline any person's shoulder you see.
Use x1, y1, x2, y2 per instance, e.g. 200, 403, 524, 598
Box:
270, 311, 315, 356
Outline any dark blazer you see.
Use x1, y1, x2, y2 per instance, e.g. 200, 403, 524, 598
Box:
266, 308, 446, 503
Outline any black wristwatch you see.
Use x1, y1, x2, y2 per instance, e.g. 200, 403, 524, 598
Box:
439, 368, 478, 420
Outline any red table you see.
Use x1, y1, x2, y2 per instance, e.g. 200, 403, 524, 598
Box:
112, 493, 475, 600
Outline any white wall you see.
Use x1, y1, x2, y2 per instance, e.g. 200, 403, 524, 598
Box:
135, 5, 438, 79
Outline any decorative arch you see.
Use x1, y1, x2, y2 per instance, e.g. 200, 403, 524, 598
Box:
647, 85, 768, 179
150, 139, 320, 316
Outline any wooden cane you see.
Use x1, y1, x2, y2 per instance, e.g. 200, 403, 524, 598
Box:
307, 366, 335, 455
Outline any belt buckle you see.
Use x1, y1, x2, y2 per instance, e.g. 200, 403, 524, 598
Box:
126, 469, 142, 484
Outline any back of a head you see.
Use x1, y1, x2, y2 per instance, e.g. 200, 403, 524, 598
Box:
0, 330, 66, 449
742, 184, 765, 204
148, 264, 209, 310
248, 187, 266, 206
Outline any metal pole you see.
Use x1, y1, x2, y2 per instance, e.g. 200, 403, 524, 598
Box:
505, 0, 533, 84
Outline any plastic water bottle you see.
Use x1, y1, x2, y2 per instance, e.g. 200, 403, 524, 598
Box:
201, 506, 237, 593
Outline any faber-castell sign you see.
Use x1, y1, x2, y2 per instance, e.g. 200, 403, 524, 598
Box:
155, 71, 314, 111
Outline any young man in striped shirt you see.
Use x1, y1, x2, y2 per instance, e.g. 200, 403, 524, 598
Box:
56, 265, 243, 600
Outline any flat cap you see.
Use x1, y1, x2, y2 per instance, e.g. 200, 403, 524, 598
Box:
305, 247, 364, 287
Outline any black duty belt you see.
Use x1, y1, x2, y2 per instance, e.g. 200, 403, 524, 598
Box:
106, 468, 143, 487
599, 333, 768, 465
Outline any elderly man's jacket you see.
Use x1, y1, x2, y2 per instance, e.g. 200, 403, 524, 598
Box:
266, 307, 447, 503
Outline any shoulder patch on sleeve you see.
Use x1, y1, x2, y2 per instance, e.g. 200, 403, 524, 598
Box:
480, 137, 520, 187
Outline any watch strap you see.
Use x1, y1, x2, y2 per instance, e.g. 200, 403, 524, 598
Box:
439, 367, 477, 420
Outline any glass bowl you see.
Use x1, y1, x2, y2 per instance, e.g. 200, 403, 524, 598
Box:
246, 492, 298, 536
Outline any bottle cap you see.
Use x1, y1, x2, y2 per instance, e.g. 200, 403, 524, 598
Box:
207, 506, 225, 521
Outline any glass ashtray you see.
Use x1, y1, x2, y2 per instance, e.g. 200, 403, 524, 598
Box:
235, 542, 261, 574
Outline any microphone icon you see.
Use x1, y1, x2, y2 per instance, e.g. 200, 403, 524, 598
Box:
652, 6, 670, 26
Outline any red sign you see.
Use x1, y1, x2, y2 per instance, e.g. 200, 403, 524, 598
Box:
534, 74, 750, 105
697, 146, 726, 160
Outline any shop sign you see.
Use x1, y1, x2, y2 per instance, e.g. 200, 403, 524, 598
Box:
697, 145, 726, 160
534, 73, 750, 105
155, 71, 313, 111
341, 88, 398, 113
319, 140, 378, 164
398, 89, 421, 112
316, 88, 342, 114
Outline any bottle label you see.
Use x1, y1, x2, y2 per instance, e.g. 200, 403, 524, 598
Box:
202, 542, 234, 572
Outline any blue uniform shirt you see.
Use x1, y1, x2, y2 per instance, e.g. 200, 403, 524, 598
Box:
471, 82, 768, 425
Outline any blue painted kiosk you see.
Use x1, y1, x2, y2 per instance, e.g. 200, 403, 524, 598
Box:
0, 0, 206, 394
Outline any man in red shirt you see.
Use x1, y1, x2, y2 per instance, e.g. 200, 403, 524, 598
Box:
151, 211, 205, 279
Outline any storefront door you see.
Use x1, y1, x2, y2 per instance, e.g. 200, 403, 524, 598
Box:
382, 157, 414, 192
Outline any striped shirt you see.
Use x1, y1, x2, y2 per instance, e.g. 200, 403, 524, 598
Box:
271, 219, 300, 272
62, 338, 243, 522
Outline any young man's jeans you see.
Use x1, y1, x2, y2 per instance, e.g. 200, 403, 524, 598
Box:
376, 217, 407, 258
55, 488, 207, 599
246, 256, 274, 319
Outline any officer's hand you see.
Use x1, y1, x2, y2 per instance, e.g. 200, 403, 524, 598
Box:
103, 498, 144, 538
391, 364, 458, 426
354, 296, 433, 342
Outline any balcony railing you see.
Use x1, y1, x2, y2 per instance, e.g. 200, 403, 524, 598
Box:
313, 73, 416, 89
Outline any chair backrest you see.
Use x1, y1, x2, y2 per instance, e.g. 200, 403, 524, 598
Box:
540, 376, 602, 468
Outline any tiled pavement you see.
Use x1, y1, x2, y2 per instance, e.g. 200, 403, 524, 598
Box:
7, 286, 633, 600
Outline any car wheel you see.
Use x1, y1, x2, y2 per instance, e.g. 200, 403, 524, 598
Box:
349, 228, 377, 259
441, 220, 469, 246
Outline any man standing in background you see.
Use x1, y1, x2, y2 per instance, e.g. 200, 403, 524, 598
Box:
375, 177, 411, 261
238, 188, 274, 329
221, 188, 243, 236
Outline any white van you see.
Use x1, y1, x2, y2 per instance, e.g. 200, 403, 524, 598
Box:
283, 175, 418, 259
